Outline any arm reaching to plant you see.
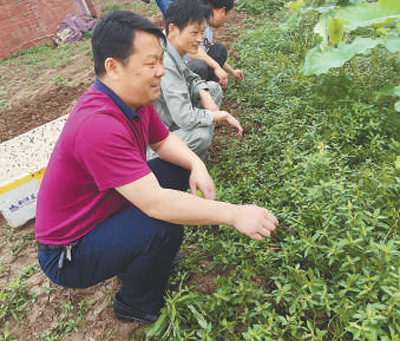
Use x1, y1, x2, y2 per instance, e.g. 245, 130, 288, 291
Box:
199, 89, 243, 136
187, 48, 244, 84
116, 133, 277, 240
223, 62, 244, 81
187, 47, 228, 87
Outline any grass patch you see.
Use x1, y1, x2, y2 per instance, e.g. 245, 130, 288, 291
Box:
0, 40, 91, 70
150, 4, 400, 340
37, 299, 94, 340
0, 264, 39, 326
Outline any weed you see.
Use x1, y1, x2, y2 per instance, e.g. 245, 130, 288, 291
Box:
145, 286, 208, 340
0, 322, 17, 341
104, 0, 159, 15
52, 76, 69, 86
37, 298, 94, 340
156, 1, 400, 338
237, 0, 285, 16
1, 0, 399, 339
0, 264, 39, 325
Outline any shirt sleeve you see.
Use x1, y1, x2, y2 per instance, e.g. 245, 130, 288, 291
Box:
160, 62, 214, 130
74, 114, 152, 191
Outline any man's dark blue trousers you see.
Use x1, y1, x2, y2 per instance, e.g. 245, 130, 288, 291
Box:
38, 158, 190, 315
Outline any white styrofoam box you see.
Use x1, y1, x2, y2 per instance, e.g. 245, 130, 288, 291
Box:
0, 114, 68, 227
0, 114, 68, 185
0, 177, 40, 227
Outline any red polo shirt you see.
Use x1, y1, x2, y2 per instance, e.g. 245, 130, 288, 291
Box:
36, 80, 169, 245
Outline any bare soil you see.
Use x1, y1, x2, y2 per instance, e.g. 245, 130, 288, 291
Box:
0, 2, 247, 340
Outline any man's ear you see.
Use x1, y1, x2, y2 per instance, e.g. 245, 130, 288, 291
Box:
104, 57, 121, 80
168, 23, 178, 37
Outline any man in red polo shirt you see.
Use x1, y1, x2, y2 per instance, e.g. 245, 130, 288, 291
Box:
36, 11, 278, 324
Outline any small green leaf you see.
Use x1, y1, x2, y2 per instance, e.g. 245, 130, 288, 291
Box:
289, 304, 296, 314
395, 156, 400, 169
308, 267, 315, 280
188, 305, 208, 329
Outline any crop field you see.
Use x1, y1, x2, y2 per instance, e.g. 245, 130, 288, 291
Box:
0, 0, 399, 340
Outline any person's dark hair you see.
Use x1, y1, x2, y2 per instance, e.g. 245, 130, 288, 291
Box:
91, 11, 166, 76
203, 0, 234, 12
165, 0, 211, 35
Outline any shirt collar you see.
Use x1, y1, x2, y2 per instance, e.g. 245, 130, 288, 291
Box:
165, 40, 187, 71
94, 77, 138, 120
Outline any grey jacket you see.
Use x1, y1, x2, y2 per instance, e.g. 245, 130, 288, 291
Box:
154, 40, 214, 132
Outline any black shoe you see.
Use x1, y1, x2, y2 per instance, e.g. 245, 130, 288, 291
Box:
113, 293, 159, 324
117, 252, 186, 283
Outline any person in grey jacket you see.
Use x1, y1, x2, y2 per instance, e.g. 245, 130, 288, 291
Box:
148, 0, 242, 160
186, 0, 244, 87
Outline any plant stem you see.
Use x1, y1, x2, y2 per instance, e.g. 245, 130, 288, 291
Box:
350, 60, 367, 96
370, 29, 378, 97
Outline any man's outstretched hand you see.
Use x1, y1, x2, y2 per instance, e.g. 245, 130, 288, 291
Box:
213, 110, 243, 137
233, 205, 278, 241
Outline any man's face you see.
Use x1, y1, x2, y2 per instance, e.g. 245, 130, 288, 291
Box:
116, 31, 165, 110
171, 20, 206, 56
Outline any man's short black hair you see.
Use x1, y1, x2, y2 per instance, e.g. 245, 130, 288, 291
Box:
165, 0, 211, 35
92, 10, 165, 76
203, 0, 234, 12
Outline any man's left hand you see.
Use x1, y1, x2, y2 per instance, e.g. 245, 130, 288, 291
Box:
232, 69, 244, 81
189, 163, 216, 200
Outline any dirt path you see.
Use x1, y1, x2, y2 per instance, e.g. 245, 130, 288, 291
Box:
0, 3, 248, 340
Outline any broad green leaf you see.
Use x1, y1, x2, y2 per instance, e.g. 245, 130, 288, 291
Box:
285, 0, 305, 10
337, 0, 400, 32
328, 17, 344, 44
301, 37, 382, 75
382, 36, 400, 53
